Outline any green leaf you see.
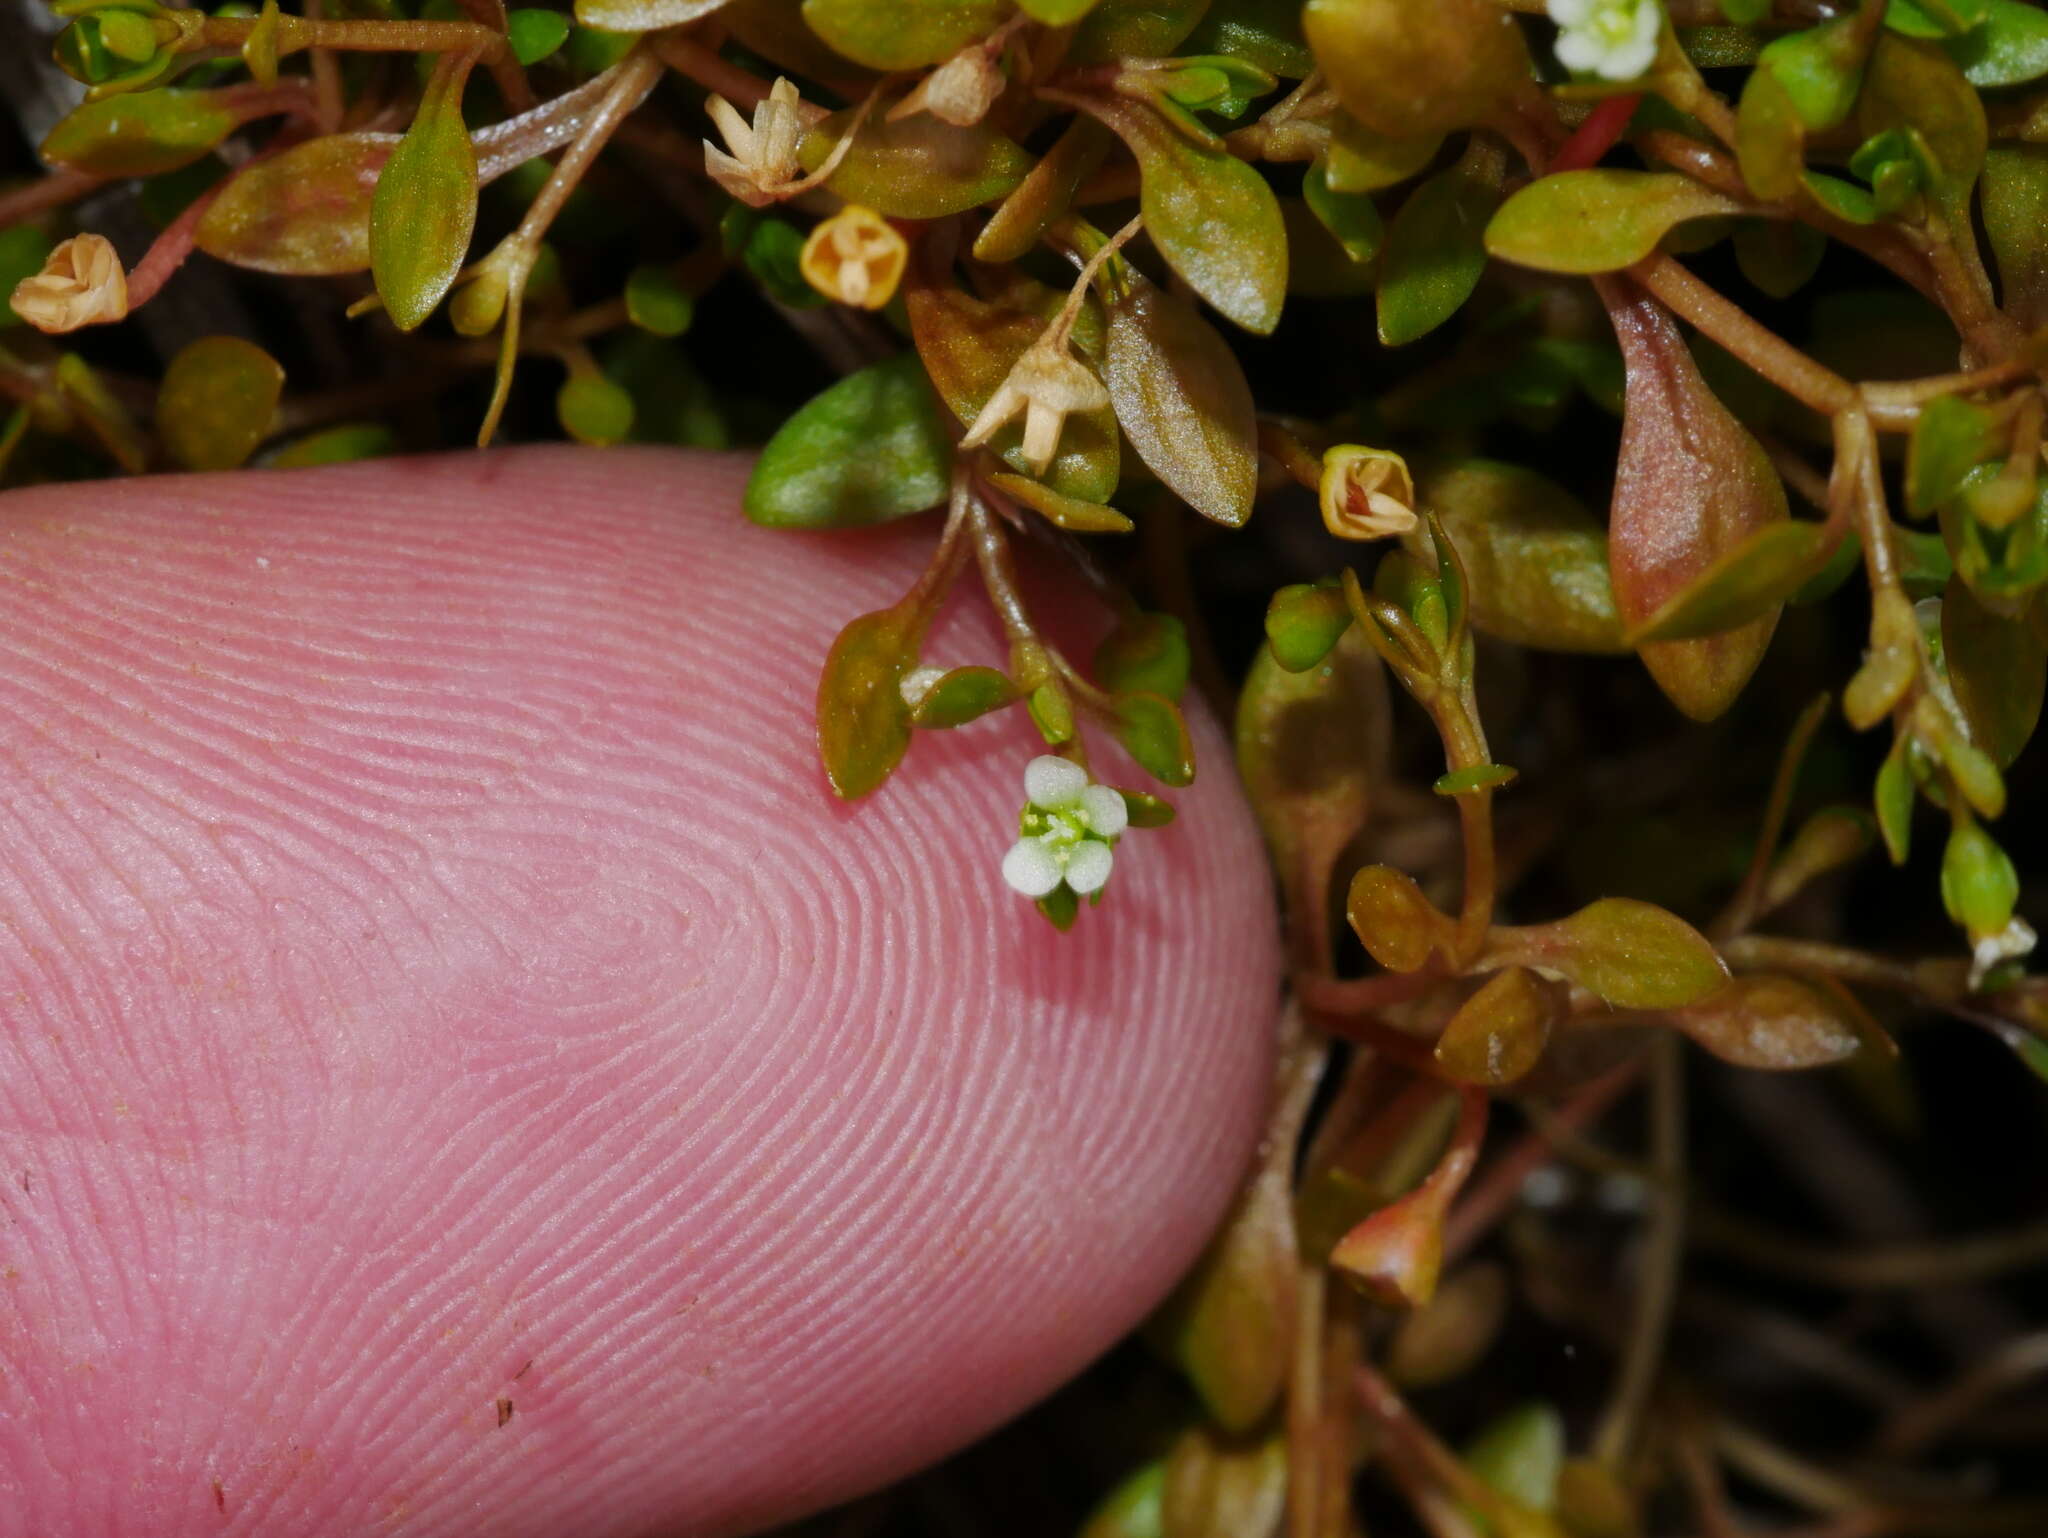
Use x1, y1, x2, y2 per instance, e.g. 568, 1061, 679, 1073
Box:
571, 0, 737, 30
1857, 34, 1985, 226
41, 88, 239, 177
1941, 818, 2018, 940
1303, 157, 1383, 264
1323, 115, 1442, 194
743, 355, 953, 528
907, 284, 1119, 504
1180, 0, 1313, 77
818, 601, 923, 798
1485, 170, 1745, 276
266, 422, 397, 468
1488, 897, 1728, 1010
1758, 13, 1874, 130
1264, 580, 1353, 671
1434, 968, 1559, 1086
195, 134, 388, 275
797, 109, 1034, 219
1102, 282, 1259, 526
1947, 0, 2048, 85
974, 118, 1115, 265
1666, 975, 1863, 1068
1097, 612, 1192, 699
370, 57, 478, 332
985, 472, 1134, 532
1113, 691, 1196, 786
801, 0, 1009, 68
1416, 460, 1626, 654
1800, 169, 1879, 224
556, 371, 635, 445
1465, 1404, 1566, 1513
1875, 735, 1915, 864
156, 335, 284, 472
1073, 94, 1288, 334
1943, 578, 2046, 767
1887, 0, 1989, 39
1067, 0, 1212, 64
1625, 521, 1836, 643
1377, 161, 1497, 346
1079, 1464, 1167, 1538
1434, 763, 1517, 796
507, 8, 571, 61
1980, 144, 2048, 330
1018, 0, 1099, 22
0, 227, 53, 328
624, 263, 694, 337
911, 666, 1021, 727
1908, 394, 2003, 516
1304, 0, 1531, 139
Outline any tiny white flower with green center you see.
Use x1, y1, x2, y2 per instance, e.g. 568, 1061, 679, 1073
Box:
1001, 755, 1130, 900
1972, 915, 2037, 989
1549, 0, 1662, 81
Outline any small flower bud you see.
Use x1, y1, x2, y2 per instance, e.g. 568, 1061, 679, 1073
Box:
961, 336, 1111, 477
888, 47, 1004, 127
799, 205, 908, 311
702, 77, 809, 209
1319, 444, 1418, 540
11, 234, 129, 334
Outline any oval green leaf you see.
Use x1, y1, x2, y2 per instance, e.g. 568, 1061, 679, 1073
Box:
370, 59, 479, 332
743, 354, 953, 527
1486, 170, 1745, 277
157, 335, 284, 471
1102, 282, 1258, 527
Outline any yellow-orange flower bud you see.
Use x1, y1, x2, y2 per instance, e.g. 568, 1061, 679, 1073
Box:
799, 205, 908, 311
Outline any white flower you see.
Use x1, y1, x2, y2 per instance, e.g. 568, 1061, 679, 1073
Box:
1972, 915, 2037, 990
1549, 0, 1662, 81
1001, 755, 1131, 900
888, 46, 1005, 127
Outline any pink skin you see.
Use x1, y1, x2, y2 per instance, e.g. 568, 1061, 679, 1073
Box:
0, 448, 1279, 1537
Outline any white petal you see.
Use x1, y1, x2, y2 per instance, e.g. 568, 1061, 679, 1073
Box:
900, 665, 946, 710
1547, 0, 1595, 22
1079, 783, 1128, 837
1064, 840, 1114, 895
1605, 30, 1659, 78
704, 95, 754, 157
1024, 754, 1087, 809
1632, 0, 1662, 43
1002, 838, 1063, 898
1554, 30, 1604, 72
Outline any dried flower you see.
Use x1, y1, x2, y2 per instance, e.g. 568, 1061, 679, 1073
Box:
961, 336, 1110, 477
11, 234, 129, 334
1548, 0, 1662, 81
800, 205, 909, 310
1320, 444, 1419, 540
888, 46, 1005, 127
703, 77, 809, 208
1001, 756, 1130, 899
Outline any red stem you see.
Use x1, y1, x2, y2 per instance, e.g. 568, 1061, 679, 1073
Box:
1550, 92, 1642, 173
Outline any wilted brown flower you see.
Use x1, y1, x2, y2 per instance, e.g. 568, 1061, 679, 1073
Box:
1320, 444, 1419, 539
11, 234, 129, 334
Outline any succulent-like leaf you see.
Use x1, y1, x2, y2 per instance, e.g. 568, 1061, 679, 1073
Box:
801, 0, 1009, 69
195, 135, 390, 275
911, 666, 1021, 727
1943, 578, 2047, 767
1978, 144, 2048, 329
817, 600, 922, 798
1604, 282, 1787, 720
1096, 611, 1191, 700
1485, 171, 1745, 277
1304, 0, 1531, 139
1948, 0, 2048, 84
1907, 394, 2003, 516
1264, 579, 1354, 671
156, 335, 284, 472
1665, 974, 1864, 1068
1487, 897, 1728, 1010
1857, 33, 1986, 226
41, 88, 239, 177
1347, 863, 1455, 974
907, 285, 1119, 504
1377, 160, 1498, 346
1112, 691, 1196, 786
1414, 460, 1626, 654
1068, 0, 1213, 65
574, 0, 731, 28
1434, 967, 1564, 1086
370, 57, 478, 332
743, 355, 953, 527
1102, 282, 1258, 525
797, 109, 1033, 219
1465, 1404, 1566, 1515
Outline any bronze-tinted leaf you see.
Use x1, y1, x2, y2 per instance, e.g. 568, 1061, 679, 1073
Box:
1102, 282, 1257, 526
818, 600, 922, 798
1304, 0, 1530, 139
1603, 280, 1787, 721
195, 135, 390, 275
574, 0, 732, 29
973, 117, 1114, 265
1435, 966, 1566, 1086
1981, 144, 2048, 329
1665, 974, 1863, 1068
802, 0, 1010, 69
907, 284, 1119, 504
156, 335, 283, 472
1943, 576, 2046, 767
1347, 863, 1455, 974
41, 88, 239, 177
1486, 171, 1745, 277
